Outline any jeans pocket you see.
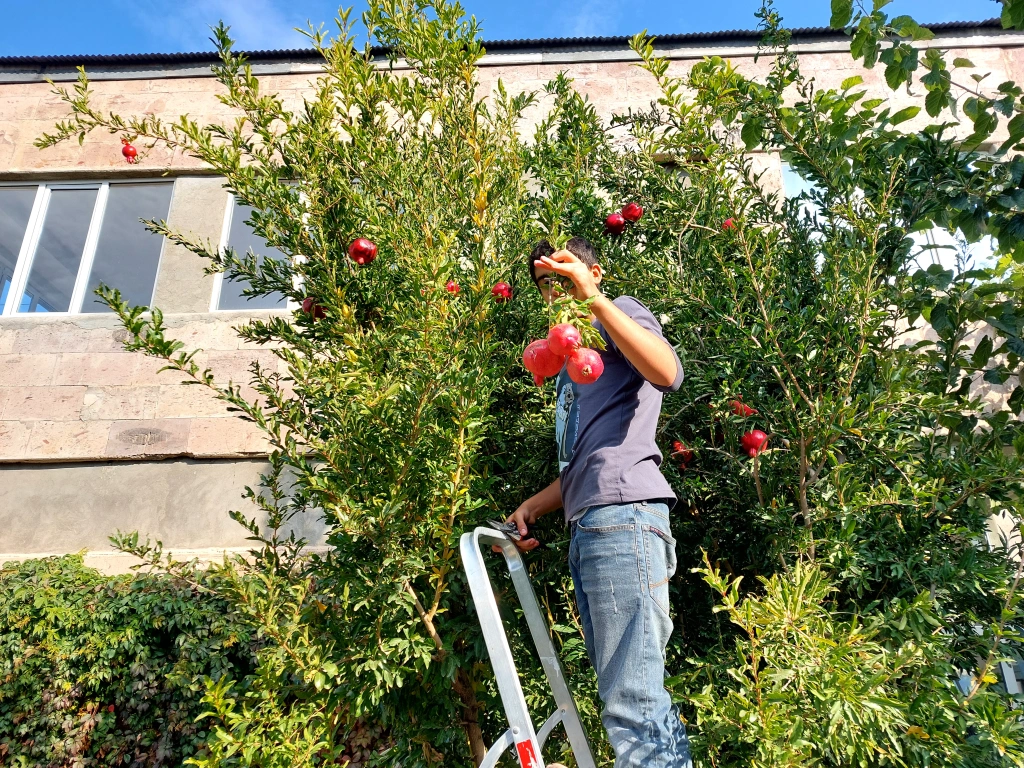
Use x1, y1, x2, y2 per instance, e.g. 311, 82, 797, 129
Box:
644, 524, 677, 616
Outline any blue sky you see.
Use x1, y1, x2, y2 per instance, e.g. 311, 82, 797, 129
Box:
0, 0, 1001, 56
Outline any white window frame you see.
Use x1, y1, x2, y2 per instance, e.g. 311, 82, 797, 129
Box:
211, 194, 299, 312
0, 179, 174, 317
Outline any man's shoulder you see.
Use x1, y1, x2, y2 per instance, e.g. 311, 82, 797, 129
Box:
610, 296, 651, 315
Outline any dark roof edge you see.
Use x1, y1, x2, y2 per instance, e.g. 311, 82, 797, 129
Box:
0, 18, 1005, 67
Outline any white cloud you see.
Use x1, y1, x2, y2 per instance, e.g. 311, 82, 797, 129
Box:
564, 0, 617, 37
124, 0, 309, 52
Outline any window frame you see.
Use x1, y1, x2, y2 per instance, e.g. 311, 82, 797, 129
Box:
211, 194, 298, 312
0, 178, 175, 317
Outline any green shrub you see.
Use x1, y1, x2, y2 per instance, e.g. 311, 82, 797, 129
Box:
0, 555, 255, 767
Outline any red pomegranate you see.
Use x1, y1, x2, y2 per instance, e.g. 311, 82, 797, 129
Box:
121, 140, 138, 164
301, 297, 326, 320
546, 323, 582, 357
729, 399, 758, 417
445, 280, 460, 294
523, 339, 566, 378
491, 282, 512, 302
740, 429, 769, 457
567, 347, 604, 384
348, 238, 378, 265
722, 218, 736, 231
621, 202, 644, 222
671, 440, 694, 464
533, 373, 545, 387
605, 212, 626, 235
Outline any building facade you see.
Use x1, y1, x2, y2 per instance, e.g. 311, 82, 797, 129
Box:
1, 19, 1022, 572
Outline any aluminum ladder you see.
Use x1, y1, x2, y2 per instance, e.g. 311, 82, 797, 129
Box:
460, 527, 597, 768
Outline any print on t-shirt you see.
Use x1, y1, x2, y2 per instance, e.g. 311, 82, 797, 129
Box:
555, 370, 580, 472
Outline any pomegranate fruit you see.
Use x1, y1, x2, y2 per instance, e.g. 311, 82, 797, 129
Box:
604, 212, 626, 235
741, 429, 769, 457
546, 323, 582, 357
445, 280, 460, 294
729, 399, 758, 417
533, 373, 545, 387
621, 202, 644, 222
301, 297, 326, 320
121, 140, 138, 164
722, 218, 736, 231
491, 281, 512, 302
523, 339, 566, 378
671, 440, 694, 464
567, 347, 604, 384
348, 238, 378, 265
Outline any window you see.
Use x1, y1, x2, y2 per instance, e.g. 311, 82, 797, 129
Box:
213, 199, 289, 311
0, 181, 174, 315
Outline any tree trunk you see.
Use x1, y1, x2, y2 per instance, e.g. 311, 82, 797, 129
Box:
453, 667, 487, 766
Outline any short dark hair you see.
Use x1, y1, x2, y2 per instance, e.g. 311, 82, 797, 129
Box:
528, 236, 600, 285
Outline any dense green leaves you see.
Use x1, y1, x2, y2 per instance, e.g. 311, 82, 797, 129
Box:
0, 556, 256, 767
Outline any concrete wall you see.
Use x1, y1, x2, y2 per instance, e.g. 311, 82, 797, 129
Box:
0, 458, 328, 573
1, 27, 1022, 571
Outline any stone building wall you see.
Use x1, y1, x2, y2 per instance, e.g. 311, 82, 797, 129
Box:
1, 24, 1021, 571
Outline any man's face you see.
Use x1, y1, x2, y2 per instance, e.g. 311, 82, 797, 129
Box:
533, 259, 602, 303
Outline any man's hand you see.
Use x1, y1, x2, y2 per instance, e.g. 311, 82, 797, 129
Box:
535, 249, 601, 300
492, 504, 540, 553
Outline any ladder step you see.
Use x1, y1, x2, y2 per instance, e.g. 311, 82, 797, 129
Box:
480, 728, 514, 768
537, 708, 566, 748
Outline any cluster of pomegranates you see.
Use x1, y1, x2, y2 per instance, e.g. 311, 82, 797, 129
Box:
522, 323, 604, 386
604, 202, 644, 236
670, 396, 769, 470
728, 398, 768, 458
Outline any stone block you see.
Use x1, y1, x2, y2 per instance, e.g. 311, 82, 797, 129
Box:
188, 416, 266, 457
81, 385, 160, 421
156, 382, 231, 419
11, 322, 73, 354
26, 419, 110, 460
206, 349, 280, 397
78, 326, 134, 353
1, 386, 86, 421
52, 352, 139, 387
164, 317, 244, 351
105, 418, 190, 458
0, 419, 32, 459
130, 353, 200, 386
0, 354, 57, 387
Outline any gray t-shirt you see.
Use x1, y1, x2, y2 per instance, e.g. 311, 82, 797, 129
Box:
555, 296, 684, 523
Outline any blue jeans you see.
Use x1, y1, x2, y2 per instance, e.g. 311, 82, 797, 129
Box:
569, 501, 693, 768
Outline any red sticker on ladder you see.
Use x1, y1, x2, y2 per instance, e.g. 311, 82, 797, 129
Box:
515, 739, 540, 768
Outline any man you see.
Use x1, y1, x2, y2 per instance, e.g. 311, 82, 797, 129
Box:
503, 237, 693, 768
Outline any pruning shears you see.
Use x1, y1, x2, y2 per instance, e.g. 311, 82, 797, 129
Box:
486, 519, 524, 542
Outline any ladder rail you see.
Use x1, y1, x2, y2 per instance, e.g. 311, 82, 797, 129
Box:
460, 527, 597, 768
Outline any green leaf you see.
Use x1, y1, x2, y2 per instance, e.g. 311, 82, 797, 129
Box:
841, 75, 864, 90
741, 118, 763, 150
1009, 385, 1024, 415
925, 88, 948, 118
952, 57, 975, 68
889, 106, 921, 125
831, 0, 854, 28
971, 335, 994, 368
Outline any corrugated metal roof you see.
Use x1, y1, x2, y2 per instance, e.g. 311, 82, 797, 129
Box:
0, 18, 1003, 67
